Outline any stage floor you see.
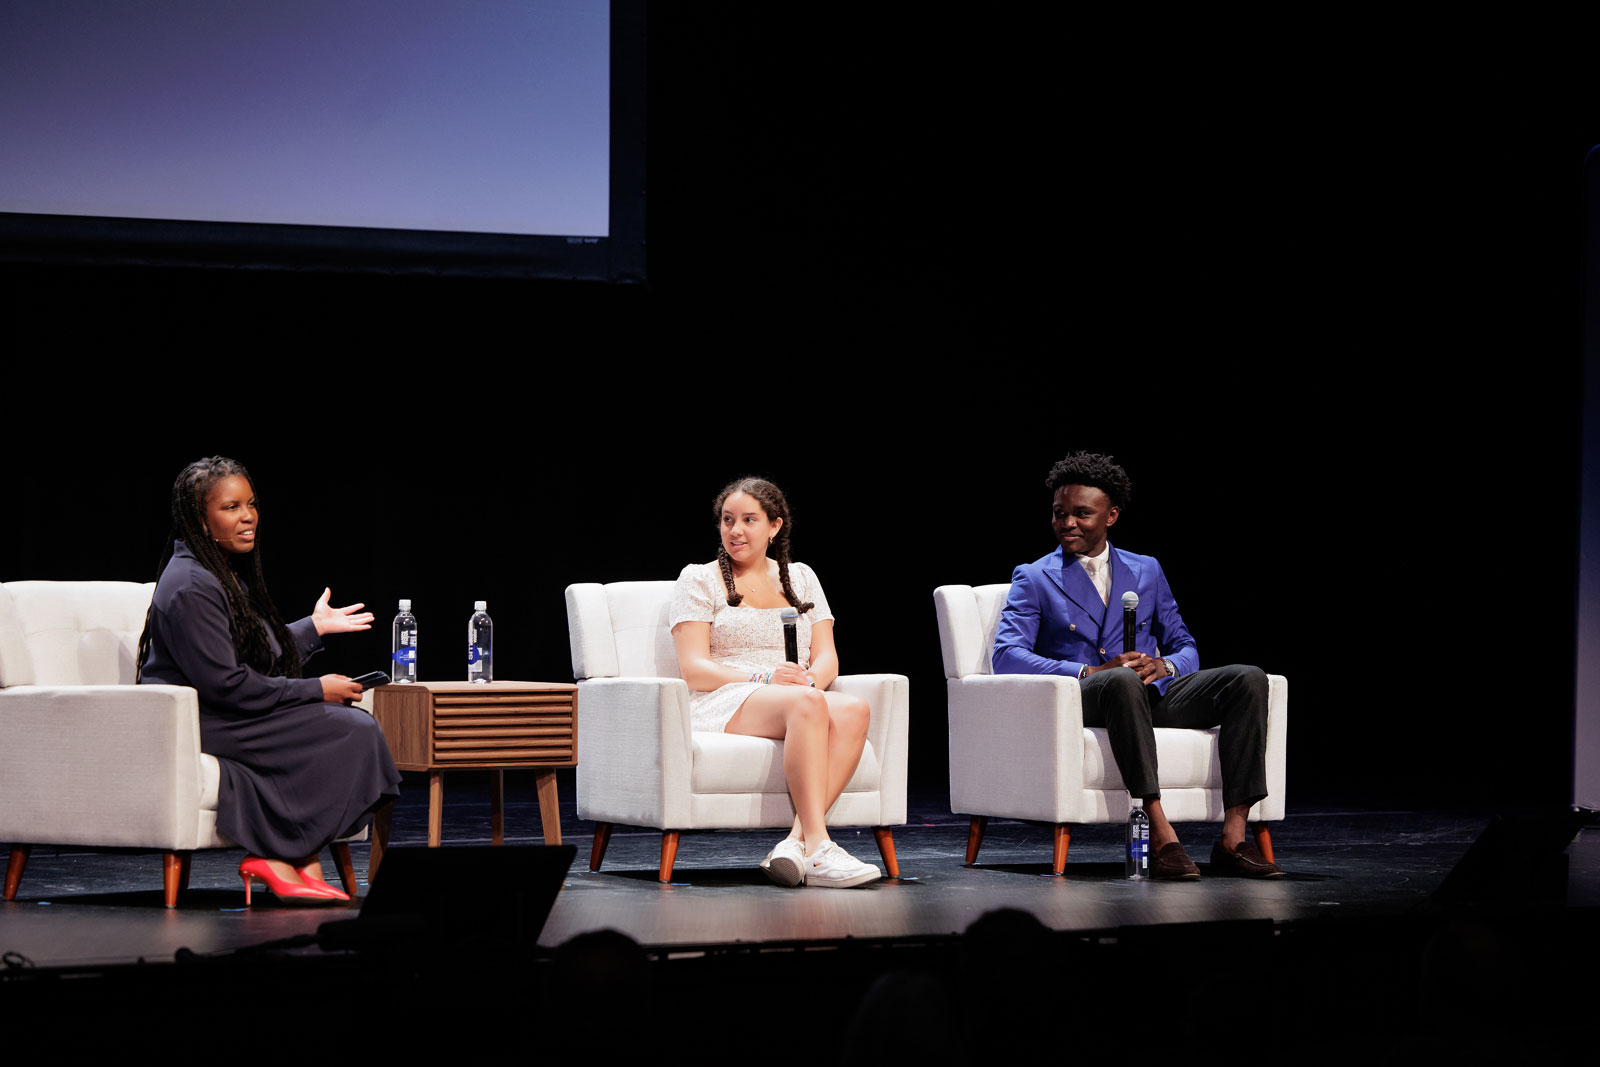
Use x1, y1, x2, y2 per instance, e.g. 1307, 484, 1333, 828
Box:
3, 770, 1595, 969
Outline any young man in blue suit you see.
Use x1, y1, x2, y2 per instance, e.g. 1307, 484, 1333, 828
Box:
992, 452, 1281, 879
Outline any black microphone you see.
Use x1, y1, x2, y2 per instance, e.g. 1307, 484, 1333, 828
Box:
1121, 591, 1138, 655
780, 606, 799, 663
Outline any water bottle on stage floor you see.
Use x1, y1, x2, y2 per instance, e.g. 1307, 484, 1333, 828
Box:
1126, 799, 1149, 880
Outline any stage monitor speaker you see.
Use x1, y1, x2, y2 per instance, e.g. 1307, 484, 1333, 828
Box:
1426, 811, 1582, 909
319, 844, 575, 952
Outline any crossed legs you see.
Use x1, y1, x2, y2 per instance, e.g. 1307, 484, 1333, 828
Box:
725, 685, 870, 854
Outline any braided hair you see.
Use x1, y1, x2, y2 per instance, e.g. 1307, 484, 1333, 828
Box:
135, 456, 302, 682
712, 477, 814, 613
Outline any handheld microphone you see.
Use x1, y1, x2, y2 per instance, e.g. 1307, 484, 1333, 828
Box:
780, 606, 799, 663
1121, 591, 1139, 655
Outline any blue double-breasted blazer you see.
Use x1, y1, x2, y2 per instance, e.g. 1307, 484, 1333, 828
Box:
991, 544, 1199, 695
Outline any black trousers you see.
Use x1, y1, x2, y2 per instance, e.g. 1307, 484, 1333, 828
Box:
1078, 664, 1268, 811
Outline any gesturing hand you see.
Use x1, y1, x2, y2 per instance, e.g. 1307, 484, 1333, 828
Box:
312, 588, 375, 636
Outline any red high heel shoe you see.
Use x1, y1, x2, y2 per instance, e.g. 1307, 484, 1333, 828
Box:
238, 856, 342, 906
293, 865, 351, 902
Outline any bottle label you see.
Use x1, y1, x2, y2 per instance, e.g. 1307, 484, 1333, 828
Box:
468, 643, 483, 665
391, 647, 417, 664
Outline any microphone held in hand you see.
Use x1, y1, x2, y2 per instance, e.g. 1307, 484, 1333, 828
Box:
780, 606, 799, 664
1121, 591, 1139, 655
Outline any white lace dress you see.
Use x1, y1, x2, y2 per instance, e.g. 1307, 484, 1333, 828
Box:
669, 560, 834, 733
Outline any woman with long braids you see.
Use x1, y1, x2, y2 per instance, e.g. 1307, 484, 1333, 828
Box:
669, 477, 879, 888
137, 457, 400, 905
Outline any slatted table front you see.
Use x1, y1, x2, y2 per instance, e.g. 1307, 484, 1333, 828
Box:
370, 680, 577, 873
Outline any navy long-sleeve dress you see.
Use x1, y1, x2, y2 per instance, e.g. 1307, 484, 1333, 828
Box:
139, 540, 400, 859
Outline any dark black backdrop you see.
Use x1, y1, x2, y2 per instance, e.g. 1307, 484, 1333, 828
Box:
0, 10, 1582, 809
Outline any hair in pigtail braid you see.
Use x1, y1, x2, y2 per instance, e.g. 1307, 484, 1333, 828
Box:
716, 544, 744, 607
774, 531, 814, 615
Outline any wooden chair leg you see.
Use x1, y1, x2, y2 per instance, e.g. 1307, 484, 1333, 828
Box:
589, 822, 613, 872
4, 844, 30, 900
162, 851, 183, 908
658, 830, 680, 883
177, 851, 193, 892
1252, 823, 1276, 866
329, 842, 357, 896
1052, 823, 1072, 875
965, 816, 988, 865
370, 800, 394, 883
873, 828, 900, 878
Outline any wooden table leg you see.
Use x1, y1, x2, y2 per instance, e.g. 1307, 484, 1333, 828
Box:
370, 800, 393, 883
535, 769, 562, 845
490, 769, 505, 846
428, 771, 444, 848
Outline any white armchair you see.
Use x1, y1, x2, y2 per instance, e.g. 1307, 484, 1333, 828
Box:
935, 583, 1287, 874
0, 579, 358, 906
565, 581, 909, 881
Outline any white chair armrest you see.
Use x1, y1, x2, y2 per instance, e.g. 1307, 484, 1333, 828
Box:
1257, 674, 1288, 821
828, 673, 909, 825
0, 684, 205, 849
947, 673, 1088, 824
575, 676, 693, 829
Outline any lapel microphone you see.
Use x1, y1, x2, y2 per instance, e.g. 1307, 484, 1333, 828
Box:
1121, 591, 1139, 655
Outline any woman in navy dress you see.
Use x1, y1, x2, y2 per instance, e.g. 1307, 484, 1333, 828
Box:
137, 456, 400, 905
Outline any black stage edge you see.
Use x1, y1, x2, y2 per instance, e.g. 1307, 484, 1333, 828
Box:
5, 909, 1596, 1062
5, 788, 1599, 1062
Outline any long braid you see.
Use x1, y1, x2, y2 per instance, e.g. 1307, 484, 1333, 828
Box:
716, 544, 744, 607
774, 528, 814, 614
136, 457, 302, 681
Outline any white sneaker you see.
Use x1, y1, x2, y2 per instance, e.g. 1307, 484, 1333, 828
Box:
760, 836, 806, 887
804, 840, 881, 889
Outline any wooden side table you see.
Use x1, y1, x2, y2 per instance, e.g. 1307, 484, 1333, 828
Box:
369, 680, 577, 877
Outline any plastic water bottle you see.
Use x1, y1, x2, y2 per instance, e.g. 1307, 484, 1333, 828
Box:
1126, 798, 1149, 879
391, 600, 418, 683
467, 601, 493, 684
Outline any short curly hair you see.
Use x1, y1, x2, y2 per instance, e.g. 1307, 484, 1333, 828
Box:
1045, 452, 1132, 512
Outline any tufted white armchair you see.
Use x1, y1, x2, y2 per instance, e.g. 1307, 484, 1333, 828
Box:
935, 583, 1287, 874
0, 579, 359, 906
565, 581, 909, 881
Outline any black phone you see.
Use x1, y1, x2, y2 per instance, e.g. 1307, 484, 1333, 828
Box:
352, 670, 391, 689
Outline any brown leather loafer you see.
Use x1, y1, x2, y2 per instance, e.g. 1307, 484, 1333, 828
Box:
1210, 839, 1285, 878
1151, 841, 1201, 880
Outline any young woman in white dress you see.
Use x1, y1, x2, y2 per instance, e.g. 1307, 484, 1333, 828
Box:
669, 477, 880, 888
